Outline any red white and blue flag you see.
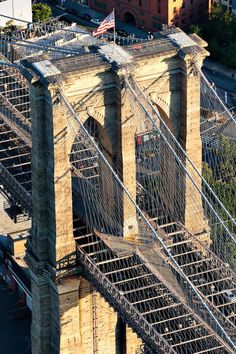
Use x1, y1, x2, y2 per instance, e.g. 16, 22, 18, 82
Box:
92, 10, 115, 37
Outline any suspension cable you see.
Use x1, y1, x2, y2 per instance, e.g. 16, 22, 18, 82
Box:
58, 88, 236, 351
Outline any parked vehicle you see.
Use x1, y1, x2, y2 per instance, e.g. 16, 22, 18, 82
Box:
223, 290, 236, 302
116, 29, 129, 37
67, 8, 78, 15
90, 19, 101, 25
59, 15, 72, 25
79, 13, 92, 21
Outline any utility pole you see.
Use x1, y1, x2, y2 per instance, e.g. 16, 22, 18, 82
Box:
12, 0, 14, 19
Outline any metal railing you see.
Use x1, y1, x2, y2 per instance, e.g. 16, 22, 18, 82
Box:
0, 162, 32, 212
76, 244, 175, 354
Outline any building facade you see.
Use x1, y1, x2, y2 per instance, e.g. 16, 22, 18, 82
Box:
0, 0, 32, 27
220, 0, 236, 15
87, 0, 210, 30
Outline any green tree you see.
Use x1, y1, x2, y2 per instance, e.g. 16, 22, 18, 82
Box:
32, 3, 52, 22
189, 24, 202, 36
202, 162, 214, 184
222, 42, 236, 69
190, 4, 236, 68
217, 136, 236, 182
202, 136, 236, 268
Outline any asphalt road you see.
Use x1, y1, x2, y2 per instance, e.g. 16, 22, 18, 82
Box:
0, 280, 31, 354
43, 0, 148, 38
202, 67, 236, 108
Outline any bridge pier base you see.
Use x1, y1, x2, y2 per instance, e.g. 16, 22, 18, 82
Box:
30, 269, 141, 354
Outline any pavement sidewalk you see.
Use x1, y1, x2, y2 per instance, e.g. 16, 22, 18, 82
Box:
204, 58, 236, 83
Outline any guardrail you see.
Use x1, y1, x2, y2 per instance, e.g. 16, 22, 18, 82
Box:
0, 163, 32, 212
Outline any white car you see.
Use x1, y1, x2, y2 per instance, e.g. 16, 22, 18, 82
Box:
90, 19, 102, 25
223, 290, 236, 302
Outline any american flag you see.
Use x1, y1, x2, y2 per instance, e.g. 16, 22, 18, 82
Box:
92, 10, 115, 37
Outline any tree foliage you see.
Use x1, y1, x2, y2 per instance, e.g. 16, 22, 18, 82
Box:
203, 136, 236, 216
203, 136, 236, 267
189, 4, 236, 68
32, 3, 52, 23
189, 24, 202, 37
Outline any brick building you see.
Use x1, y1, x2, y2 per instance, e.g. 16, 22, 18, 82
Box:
87, 0, 211, 30
0, 0, 32, 27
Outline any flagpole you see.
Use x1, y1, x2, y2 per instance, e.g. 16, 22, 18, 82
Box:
113, 8, 116, 51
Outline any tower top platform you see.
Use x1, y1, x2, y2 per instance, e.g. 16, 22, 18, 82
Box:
19, 27, 208, 85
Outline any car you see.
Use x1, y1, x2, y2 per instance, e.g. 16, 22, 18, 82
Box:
79, 13, 92, 21
116, 29, 129, 37
67, 8, 78, 15
0, 71, 7, 77
90, 19, 102, 25
59, 15, 72, 25
223, 290, 236, 302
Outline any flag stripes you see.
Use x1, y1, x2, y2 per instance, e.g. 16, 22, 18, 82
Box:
92, 10, 115, 37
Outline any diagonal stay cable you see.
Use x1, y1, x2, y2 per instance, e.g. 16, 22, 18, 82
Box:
125, 77, 236, 233
58, 88, 236, 351
195, 64, 236, 125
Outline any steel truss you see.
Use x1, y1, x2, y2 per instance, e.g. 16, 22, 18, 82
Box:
0, 34, 235, 352
76, 232, 232, 354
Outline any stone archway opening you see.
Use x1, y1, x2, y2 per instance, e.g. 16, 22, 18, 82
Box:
70, 116, 112, 178
70, 116, 117, 235
135, 129, 161, 219
123, 12, 136, 25
135, 102, 175, 225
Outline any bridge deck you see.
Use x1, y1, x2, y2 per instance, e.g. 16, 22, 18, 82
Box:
0, 49, 235, 352
75, 230, 232, 354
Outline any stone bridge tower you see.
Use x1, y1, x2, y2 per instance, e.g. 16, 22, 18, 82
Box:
24, 31, 209, 354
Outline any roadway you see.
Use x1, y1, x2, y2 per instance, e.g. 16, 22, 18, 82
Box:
43, 0, 148, 39
202, 65, 236, 108
40, 0, 236, 105
0, 25, 236, 350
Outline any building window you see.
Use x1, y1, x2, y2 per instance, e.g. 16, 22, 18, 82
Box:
173, 6, 177, 13
139, 0, 142, 6
158, 7, 161, 13
181, 18, 185, 24
182, 1, 185, 7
